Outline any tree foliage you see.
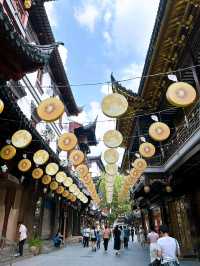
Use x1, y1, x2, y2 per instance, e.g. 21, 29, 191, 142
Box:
98, 173, 131, 224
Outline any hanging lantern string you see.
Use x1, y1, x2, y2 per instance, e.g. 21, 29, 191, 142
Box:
0, 105, 180, 125
0, 119, 190, 145
1, 64, 200, 88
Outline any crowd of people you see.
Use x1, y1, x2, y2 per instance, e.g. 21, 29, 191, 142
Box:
81, 224, 133, 254
81, 224, 180, 266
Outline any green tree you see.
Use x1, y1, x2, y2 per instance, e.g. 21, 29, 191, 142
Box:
98, 173, 131, 224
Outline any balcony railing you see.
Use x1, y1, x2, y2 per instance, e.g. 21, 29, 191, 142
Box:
148, 99, 200, 167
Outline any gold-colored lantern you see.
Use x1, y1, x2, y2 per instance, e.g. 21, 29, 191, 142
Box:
18, 159, 32, 172
32, 168, 43, 179
149, 122, 170, 142
58, 133, 77, 151
166, 82, 196, 107
0, 145, 16, 160
37, 97, 64, 122
139, 142, 156, 158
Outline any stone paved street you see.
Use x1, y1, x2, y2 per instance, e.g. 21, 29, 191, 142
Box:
11, 241, 199, 266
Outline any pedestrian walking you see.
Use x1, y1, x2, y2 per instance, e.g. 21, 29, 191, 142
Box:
119, 226, 124, 249
139, 225, 145, 247
103, 225, 111, 252
131, 227, 135, 242
90, 226, 97, 252
84, 226, 90, 247
96, 229, 102, 249
123, 226, 130, 248
157, 225, 180, 266
15, 221, 27, 257
147, 226, 159, 265
113, 225, 121, 255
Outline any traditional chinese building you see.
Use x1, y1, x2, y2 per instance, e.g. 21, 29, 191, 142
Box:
0, 0, 86, 243
115, 0, 200, 257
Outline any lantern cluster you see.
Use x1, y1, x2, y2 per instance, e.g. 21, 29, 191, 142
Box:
105, 174, 115, 204
101, 93, 128, 203
79, 172, 100, 205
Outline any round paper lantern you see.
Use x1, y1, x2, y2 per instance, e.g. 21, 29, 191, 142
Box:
126, 175, 134, 186
56, 186, 65, 194
24, 0, 32, 9
132, 158, 147, 171
55, 171, 67, 183
76, 164, 89, 178
18, 159, 32, 172
105, 174, 115, 182
82, 173, 92, 184
63, 176, 73, 187
144, 185, 150, 193
166, 185, 172, 193
139, 142, 155, 158
71, 195, 77, 202
101, 93, 128, 118
103, 130, 123, 148
62, 190, 69, 198
58, 133, 77, 151
33, 150, 49, 165
45, 162, 59, 176
69, 184, 78, 193
130, 168, 141, 179
32, 168, 43, 179
11, 130, 32, 149
166, 82, 196, 107
0, 99, 4, 113
42, 175, 51, 185
50, 181, 59, 191
73, 189, 80, 197
37, 97, 64, 122
105, 164, 118, 175
149, 122, 170, 142
69, 150, 84, 166
0, 145, 16, 160
104, 148, 119, 164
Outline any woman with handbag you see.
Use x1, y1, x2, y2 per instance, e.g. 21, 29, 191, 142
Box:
157, 225, 180, 266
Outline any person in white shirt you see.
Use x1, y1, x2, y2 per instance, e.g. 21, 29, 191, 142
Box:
157, 225, 180, 265
18, 221, 27, 256
84, 226, 90, 247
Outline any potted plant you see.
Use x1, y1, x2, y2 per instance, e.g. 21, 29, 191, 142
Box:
28, 237, 43, 256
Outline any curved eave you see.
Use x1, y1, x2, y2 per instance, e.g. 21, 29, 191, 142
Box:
0, 3, 50, 81
29, 4, 80, 116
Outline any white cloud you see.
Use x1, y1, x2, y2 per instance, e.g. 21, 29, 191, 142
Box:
120, 62, 144, 93
74, 3, 99, 32
101, 84, 112, 95
44, 2, 58, 27
112, 0, 159, 57
103, 31, 112, 45
58, 45, 68, 70
104, 10, 112, 24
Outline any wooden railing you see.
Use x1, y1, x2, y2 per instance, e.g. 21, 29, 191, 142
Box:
148, 99, 200, 167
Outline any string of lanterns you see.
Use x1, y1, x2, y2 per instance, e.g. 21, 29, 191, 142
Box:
0, 80, 197, 205
101, 92, 129, 203
119, 81, 197, 199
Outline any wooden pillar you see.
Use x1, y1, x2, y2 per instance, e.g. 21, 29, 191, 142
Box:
2, 188, 16, 238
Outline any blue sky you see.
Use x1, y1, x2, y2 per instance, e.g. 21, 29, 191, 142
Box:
45, 0, 159, 158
